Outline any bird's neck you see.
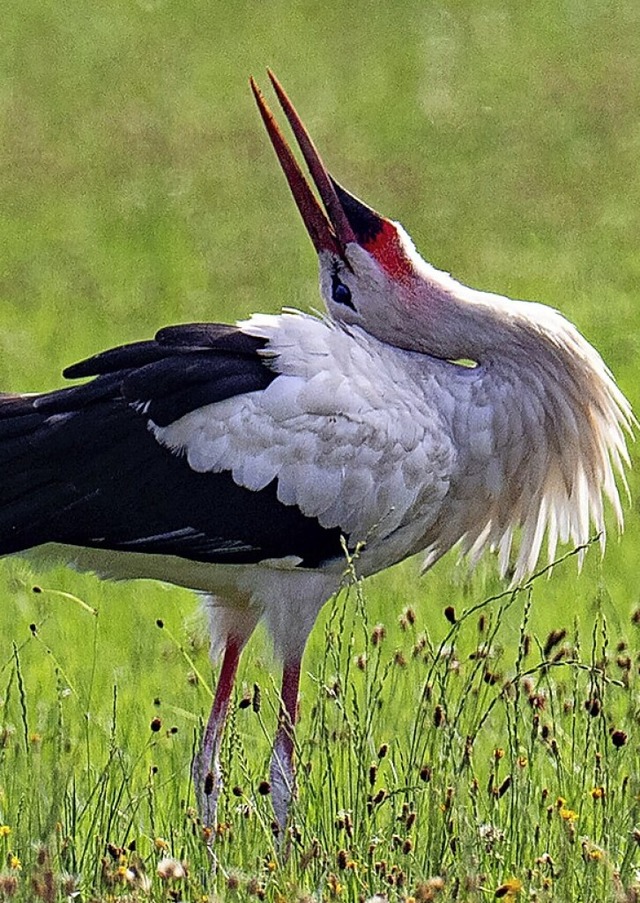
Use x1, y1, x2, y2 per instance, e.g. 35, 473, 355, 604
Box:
435, 300, 632, 582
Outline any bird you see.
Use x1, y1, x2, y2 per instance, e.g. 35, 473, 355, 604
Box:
0, 70, 633, 839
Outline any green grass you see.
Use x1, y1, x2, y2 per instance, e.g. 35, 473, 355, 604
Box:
0, 1, 639, 900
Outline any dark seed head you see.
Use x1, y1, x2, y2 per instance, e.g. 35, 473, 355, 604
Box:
611, 730, 628, 748
584, 697, 601, 717
257, 781, 271, 796
371, 624, 386, 646
543, 628, 567, 657
497, 776, 512, 798
150, 717, 162, 732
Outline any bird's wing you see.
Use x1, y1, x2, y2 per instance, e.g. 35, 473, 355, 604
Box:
0, 315, 455, 572
154, 313, 456, 554
0, 323, 344, 567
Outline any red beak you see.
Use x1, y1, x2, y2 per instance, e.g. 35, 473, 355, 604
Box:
251, 71, 372, 256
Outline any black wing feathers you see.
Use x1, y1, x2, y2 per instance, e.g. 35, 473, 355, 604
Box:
0, 324, 345, 569
63, 323, 276, 425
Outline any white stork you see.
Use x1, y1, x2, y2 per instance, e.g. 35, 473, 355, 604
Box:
0, 72, 633, 837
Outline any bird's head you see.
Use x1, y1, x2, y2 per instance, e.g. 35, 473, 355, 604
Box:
250, 74, 634, 582
251, 71, 479, 361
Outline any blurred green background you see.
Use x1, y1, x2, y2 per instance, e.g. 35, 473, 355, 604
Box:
0, 0, 638, 851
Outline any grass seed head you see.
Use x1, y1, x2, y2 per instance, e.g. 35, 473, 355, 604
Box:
433, 706, 445, 728
157, 857, 187, 881
497, 776, 512, 798
371, 624, 386, 646
543, 629, 567, 657
611, 729, 628, 748
415, 877, 445, 901
584, 697, 601, 717
0, 873, 18, 898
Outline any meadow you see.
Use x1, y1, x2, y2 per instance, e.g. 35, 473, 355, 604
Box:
1, 1, 639, 900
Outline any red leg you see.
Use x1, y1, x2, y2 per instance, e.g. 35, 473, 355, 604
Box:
270, 658, 301, 835
193, 636, 241, 832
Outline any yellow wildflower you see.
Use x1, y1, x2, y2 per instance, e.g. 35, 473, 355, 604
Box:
582, 839, 605, 862
0, 826, 10, 838
559, 807, 578, 822
495, 877, 522, 899
8, 854, 21, 871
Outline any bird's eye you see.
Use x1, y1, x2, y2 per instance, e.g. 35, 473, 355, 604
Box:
331, 274, 355, 310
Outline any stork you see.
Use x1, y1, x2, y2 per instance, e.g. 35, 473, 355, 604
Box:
0, 72, 633, 839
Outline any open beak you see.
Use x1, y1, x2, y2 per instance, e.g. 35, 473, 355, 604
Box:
250, 71, 364, 257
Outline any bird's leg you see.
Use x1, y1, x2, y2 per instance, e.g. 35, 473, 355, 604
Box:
192, 635, 241, 836
270, 658, 301, 839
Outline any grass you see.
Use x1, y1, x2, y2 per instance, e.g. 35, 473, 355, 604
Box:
0, 0, 639, 900
2, 549, 640, 901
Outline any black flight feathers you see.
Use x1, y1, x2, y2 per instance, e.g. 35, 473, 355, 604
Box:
0, 323, 345, 569
56, 323, 277, 427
